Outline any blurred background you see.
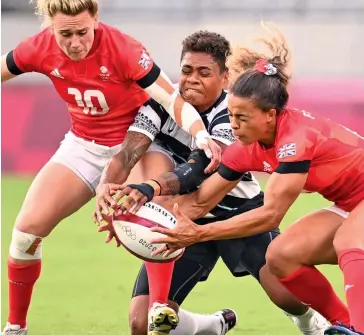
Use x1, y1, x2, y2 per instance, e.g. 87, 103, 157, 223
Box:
2, 0, 364, 174
1, 1, 364, 334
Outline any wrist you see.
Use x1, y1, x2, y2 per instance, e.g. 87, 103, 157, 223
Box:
195, 222, 210, 243
95, 180, 106, 194
145, 179, 161, 196
100, 157, 129, 185
195, 130, 211, 149
197, 218, 227, 242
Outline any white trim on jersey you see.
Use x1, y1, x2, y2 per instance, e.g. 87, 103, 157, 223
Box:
127, 103, 163, 141
206, 98, 228, 127
210, 123, 235, 146
128, 90, 262, 218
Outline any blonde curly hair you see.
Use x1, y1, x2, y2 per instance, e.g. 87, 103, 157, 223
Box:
227, 22, 292, 87
228, 22, 292, 114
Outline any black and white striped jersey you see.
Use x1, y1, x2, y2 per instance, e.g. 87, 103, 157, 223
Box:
128, 90, 262, 219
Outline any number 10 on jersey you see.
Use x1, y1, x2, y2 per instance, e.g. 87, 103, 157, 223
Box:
68, 88, 110, 115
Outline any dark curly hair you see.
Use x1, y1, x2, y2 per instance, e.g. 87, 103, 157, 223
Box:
181, 30, 231, 73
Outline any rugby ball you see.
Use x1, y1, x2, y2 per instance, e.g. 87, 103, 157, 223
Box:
112, 202, 184, 263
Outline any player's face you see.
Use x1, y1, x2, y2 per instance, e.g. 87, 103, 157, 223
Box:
228, 94, 277, 145
179, 52, 228, 112
52, 10, 98, 61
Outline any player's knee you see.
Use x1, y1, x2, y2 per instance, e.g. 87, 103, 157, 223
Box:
266, 238, 295, 276
129, 296, 149, 335
15, 209, 53, 237
9, 228, 43, 261
129, 314, 148, 335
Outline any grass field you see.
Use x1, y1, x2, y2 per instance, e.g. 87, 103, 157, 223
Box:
1, 175, 345, 335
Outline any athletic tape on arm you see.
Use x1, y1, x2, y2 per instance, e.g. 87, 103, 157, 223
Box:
144, 71, 204, 134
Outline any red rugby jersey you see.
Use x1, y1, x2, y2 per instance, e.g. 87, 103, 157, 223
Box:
11, 22, 158, 146
221, 108, 364, 211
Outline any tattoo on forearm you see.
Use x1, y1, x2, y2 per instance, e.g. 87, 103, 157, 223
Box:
117, 132, 152, 170
156, 172, 181, 195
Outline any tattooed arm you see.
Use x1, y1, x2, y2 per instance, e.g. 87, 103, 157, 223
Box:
113, 141, 228, 216
147, 141, 228, 196
99, 132, 152, 186
93, 131, 152, 223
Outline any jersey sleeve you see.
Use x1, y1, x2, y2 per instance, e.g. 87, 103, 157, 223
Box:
218, 141, 253, 181
209, 113, 236, 146
128, 99, 165, 141
275, 124, 316, 174
10, 32, 46, 74
122, 35, 161, 88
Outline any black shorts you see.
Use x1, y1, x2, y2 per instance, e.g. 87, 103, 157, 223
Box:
131, 192, 280, 305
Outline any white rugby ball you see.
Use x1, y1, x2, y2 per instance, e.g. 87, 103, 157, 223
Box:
112, 202, 184, 263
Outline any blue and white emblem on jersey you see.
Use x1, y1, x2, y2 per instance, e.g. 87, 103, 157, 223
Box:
278, 143, 296, 159
138, 50, 151, 70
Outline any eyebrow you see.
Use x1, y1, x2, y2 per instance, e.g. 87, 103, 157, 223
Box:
59, 28, 88, 33
182, 65, 212, 71
227, 108, 250, 118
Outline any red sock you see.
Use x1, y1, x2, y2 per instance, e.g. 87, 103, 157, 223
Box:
8, 260, 42, 328
278, 266, 350, 325
145, 261, 175, 308
339, 248, 364, 332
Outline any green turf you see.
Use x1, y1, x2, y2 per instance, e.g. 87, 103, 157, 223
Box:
1, 175, 345, 335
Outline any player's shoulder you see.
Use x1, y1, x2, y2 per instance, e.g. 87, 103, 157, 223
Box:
225, 140, 255, 157
278, 108, 324, 139
277, 108, 308, 136
210, 91, 228, 116
206, 91, 229, 122
20, 27, 55, 51
99, 22, 142, 50
282, 108, 322, 124
143, 98, 165, 113
222, 140, 257, 172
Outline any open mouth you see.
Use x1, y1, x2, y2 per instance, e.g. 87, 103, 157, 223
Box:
184, 88, 202, 94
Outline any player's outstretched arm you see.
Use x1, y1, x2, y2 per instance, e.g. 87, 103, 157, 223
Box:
113, 141, 228, 215
117, 170, 238, 221
150, 172, 308, 255
113, 164, 238, 220
150, 141, 228, 195
196, 172, 307, 240
171, 171, 240, 220
93, 131, 152, 224
112, 150, 211, 215
143, 74, 205, 137
1, 53, 18, 82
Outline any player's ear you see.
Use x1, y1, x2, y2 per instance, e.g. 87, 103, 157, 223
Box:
265, 108, 277, 122
93, 13, 99, 29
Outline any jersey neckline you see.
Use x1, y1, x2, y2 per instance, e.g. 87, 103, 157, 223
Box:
198, 90, 227, 116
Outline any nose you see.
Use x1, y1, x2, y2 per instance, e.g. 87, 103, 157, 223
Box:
70, 35, 82, 50
186, 72, 199, 85
229, 117, 239, 129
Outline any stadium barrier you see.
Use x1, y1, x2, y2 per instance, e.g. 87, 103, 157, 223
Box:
2, 79, 363, 174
